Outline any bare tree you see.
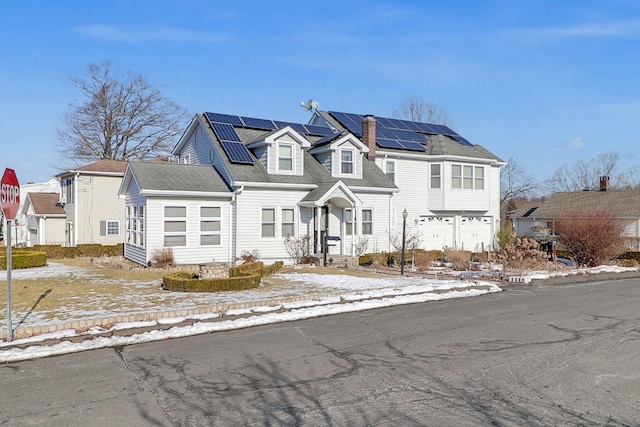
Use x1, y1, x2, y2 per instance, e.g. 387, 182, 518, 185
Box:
392, 96, 454, 127
545, 152, 621, 192
501, 155, 538, 203
58, 61, 189, 163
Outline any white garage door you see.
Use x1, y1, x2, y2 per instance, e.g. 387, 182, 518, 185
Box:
420, 216, 454, 250
460, 216, 491, 252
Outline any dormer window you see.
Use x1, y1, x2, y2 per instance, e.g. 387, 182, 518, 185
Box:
341, 149, 354, 175
278, 144, 293, 171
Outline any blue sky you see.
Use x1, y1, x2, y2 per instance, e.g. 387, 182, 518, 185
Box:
2, 1, 640, 187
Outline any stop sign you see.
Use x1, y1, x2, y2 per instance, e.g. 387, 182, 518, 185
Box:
1, 168, 20, 220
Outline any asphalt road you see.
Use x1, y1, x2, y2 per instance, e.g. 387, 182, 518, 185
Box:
1, 278, 640, 426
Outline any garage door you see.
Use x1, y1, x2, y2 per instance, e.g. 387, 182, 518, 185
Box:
460, 216, 491, 252
420, 216, 454, 250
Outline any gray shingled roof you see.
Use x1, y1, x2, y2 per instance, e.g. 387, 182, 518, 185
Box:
510, 190, 640, 218
128, 161, 231, 194
197, 114, 396, 191
426, 135, 501, 161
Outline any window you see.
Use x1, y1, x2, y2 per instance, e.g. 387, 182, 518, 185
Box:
63, 178, 74, 203
463, 165, 473, 189
475, 166, 484, 190
200, 206, 221, 246
451, 165, 462, 189
164, 206, 187, 247
345, 208, 354, 234
362, 209, 373, 235
101, 220, 119, 236
138, 206, 144, 246
385, 160, 395, 182
341, 149, 354, 174
430, 164, 441, 189
281, 208, 295, 237
262, 208, 275, 237
278, 144, 293, 171
452, 164, 485, 190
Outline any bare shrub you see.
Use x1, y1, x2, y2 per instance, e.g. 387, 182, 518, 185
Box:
239, 249, 260, 264
413, 251, 435, 269
355, 236, 369, 257
497, 237, 548, 270
151, 248, 174, 268
445, 250, 472, 271
555, 208, 627, 267
284, 234, 312, 264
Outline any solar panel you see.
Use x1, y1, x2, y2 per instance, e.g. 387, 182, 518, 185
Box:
451, 135, 473, 146
274, 121, 307, 135
211, 122, 241, 142
376, 138, 403, 149
303, 124, 336, 136
395, 128, 426, 143
386, 118, 411, 130
241, 116, 276, 130
220, 141, 254, 164
374, 117, 396, 128
399, 141, 426, 152
329, 111, 361, 136
205, 112, 243, 126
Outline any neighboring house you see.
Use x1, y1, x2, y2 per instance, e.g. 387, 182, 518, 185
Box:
510, 179, 640, 248
56, 159, 127, 246
2, 178, 61, 246
119, 110, 503, 266
21, 192, 66, 246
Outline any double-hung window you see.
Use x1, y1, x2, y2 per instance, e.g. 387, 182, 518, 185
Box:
281, 208, 295, 237
475, 166, 484, 189
262, 208, 276, 237
451, 165, 462, 189
200, 206, 221, 246
278, 144, 293, 171
362, 209, 373, 235
463, 166, 473, 189
341, 149, 354, 175
345, 208, 354, 235
164, 206, 187, 247
430, 164, 441, 189
385, 160, 395, 182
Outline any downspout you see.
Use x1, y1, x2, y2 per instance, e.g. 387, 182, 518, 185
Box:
230, 185, 244, 265
74, 172, 79, 246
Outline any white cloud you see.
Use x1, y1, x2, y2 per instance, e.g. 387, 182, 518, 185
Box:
73, 25, 229, 43
517, 19, 640, 39
567, 137, 585, 149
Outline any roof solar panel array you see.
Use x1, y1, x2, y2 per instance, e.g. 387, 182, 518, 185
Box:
328, 111, 474, 150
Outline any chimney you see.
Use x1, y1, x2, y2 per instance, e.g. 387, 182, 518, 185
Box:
362, 115, 376, 161
600, 176, 610, 191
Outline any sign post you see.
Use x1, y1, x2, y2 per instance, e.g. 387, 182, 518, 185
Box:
1, 168, 20, 342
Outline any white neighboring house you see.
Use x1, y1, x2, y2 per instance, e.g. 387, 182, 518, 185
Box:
21, 192, 66, 246
119, 109, 503, 266
2, 178, 61, 246
56, 159, 127, 246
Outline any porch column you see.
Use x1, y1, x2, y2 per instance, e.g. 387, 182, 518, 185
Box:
315, 205, 322, 258
351, 204, 355, 256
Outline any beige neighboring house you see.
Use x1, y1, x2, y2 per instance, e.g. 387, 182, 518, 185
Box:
510, 181, 640, 248
21, 192, 66, 246
56, 159, 127, 246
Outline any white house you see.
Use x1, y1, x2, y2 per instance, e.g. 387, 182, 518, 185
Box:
119, 109, 503, 266
56, 159, 127, 246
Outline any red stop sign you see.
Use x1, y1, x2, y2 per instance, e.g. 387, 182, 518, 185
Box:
1, 168, 20, 220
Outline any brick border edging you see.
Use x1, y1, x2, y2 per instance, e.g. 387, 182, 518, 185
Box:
0, 292, 348, 342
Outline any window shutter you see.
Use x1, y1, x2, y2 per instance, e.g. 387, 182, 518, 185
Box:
100, 221, 106, 236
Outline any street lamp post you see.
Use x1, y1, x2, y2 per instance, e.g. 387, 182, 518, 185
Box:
401, 208, 408, 275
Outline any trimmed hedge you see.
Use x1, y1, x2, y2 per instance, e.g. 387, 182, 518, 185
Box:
0, 251, 47, 270
162, 261, 284, 292
3, 243, 124, 259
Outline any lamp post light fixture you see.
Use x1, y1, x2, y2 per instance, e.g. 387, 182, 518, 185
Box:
401, 208, 408, 275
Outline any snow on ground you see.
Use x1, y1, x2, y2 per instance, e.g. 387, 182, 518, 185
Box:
0, 263, 502, 362
0, 261, 636, 363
